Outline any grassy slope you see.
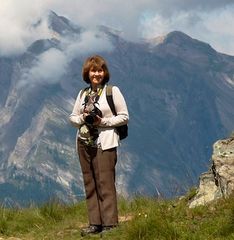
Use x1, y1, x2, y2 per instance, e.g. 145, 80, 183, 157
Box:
0, 191, 234, 240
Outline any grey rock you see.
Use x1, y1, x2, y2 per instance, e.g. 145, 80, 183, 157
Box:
189, 137, 234, 208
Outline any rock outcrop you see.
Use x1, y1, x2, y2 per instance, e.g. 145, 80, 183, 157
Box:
189, 136, 234, 208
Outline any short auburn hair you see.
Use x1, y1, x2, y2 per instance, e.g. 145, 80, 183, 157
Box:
82, 55, 110, 84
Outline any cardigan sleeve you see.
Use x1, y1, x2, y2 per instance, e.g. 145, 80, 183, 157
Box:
100, 86, 129, 127
69, 90, 85, 128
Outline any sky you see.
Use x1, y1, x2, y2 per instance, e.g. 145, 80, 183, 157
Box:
0, 0, 234, 86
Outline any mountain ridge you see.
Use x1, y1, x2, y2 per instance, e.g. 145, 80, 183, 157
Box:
0, 11, 234, 206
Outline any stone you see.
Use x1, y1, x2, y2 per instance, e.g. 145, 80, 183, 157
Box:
189, 137, 234, 208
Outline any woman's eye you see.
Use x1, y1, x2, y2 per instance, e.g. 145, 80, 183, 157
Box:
90, 69, 103, 74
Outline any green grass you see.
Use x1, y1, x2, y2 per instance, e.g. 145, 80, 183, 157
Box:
0, 192, 234, 239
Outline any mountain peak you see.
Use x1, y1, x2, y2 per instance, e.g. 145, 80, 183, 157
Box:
148, 31, 206, 48
163, 30, 216, 54
164, 31, 192, 43
146, 30, 217, 60
47, 10, 82, 36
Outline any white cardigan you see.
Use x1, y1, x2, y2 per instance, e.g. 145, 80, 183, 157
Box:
69, 85, 129, 150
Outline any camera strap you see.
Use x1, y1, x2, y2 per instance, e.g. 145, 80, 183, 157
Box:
83, 86, 103, 106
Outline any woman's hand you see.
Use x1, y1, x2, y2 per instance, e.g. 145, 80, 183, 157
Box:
83, 112, 88, 118
93, 115, 102, 126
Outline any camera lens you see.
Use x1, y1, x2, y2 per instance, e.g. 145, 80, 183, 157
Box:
85, 114, 95, 124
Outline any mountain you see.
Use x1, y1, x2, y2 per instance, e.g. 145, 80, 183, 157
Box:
0, 11, 234, 206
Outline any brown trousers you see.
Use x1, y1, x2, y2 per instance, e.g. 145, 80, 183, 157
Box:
77, 139, 118, 226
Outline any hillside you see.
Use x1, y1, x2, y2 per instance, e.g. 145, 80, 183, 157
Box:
0, 193, 233, 239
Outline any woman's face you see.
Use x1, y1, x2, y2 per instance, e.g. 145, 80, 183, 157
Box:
89, 67, 104, 87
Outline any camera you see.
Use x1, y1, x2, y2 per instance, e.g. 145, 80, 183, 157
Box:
84, 106, 102, 125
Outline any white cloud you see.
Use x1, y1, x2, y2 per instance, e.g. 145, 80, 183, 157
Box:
18, 48, 68, 88
199, 8, 234, 55
0, 0, 51, 56
17, 30, 113, 88
64, 30, 113, 59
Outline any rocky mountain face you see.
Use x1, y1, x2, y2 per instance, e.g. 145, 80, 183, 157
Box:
189, 136, 234, 208
0, 11, 234, 206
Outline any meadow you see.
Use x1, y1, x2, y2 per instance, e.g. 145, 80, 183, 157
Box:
0, 190, 234, 240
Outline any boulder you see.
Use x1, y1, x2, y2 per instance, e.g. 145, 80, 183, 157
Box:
189, 137, 234, 208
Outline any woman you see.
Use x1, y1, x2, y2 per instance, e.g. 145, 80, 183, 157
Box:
69, 55, 129, 236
